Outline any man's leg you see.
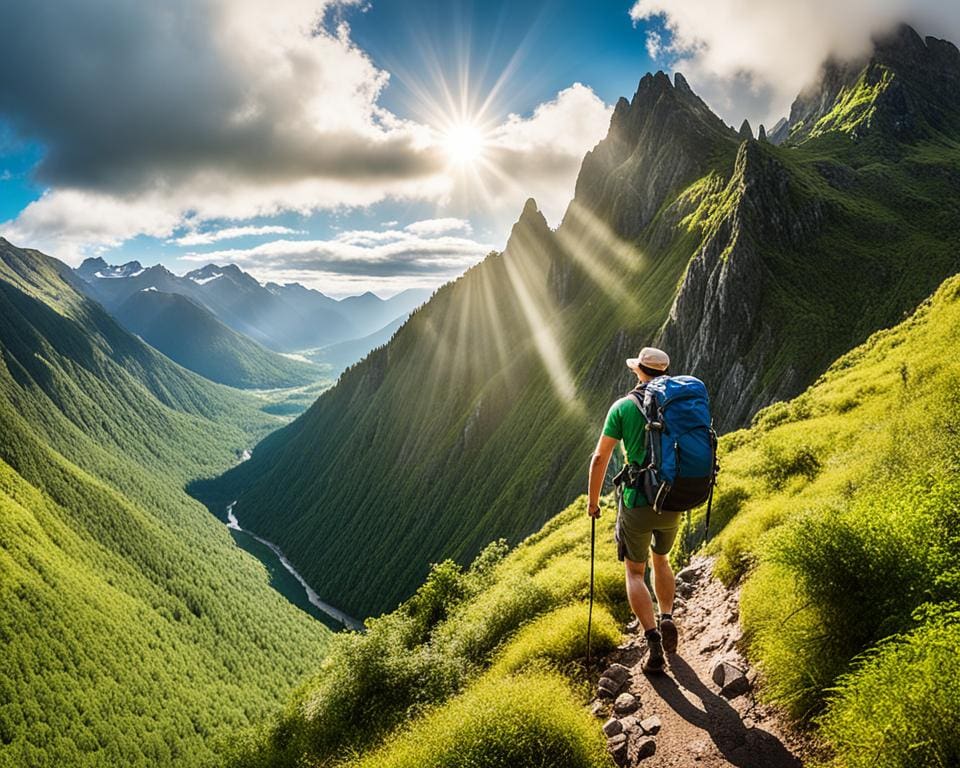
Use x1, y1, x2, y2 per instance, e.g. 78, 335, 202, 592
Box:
624, 557, 656, 630
650, 552, 675, 616
624, 557, 665, 672
651, 538, 680, 654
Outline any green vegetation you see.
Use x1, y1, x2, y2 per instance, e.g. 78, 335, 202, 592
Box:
0, 240, 331, 766
695, 274, 960, 767
227, 499, 626, 768
114, 289, 322, 389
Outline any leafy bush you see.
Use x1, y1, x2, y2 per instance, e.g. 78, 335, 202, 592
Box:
755, 442, 822, 490
344, 671, 612, 768
491, 603, 620, 675
819, 621, 960, 768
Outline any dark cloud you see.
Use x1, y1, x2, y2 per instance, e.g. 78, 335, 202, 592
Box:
0, 0, 441, 192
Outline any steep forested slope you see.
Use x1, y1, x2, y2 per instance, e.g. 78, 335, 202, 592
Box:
0, 239, 331, 766
114, 289, 319, 389
207, 28, 960, 618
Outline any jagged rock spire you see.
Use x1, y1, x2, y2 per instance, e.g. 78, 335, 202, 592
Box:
570, 70, 738, 240
758, 124, 767, 142
738, 119, 754, 140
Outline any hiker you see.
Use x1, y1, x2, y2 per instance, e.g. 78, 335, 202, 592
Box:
586, 347, 681, 674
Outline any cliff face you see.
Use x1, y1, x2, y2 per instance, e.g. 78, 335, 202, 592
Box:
775, 24, 960, 144
658, 140, 825, 428
656, 24, 960, 430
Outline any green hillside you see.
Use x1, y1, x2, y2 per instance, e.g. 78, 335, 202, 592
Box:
229, 270, 960, 768
204, 30, 960, 619
0, 239, 331, 766
228, 501, 625, 768
114, 288, 321, 389
697, 273, 960, 767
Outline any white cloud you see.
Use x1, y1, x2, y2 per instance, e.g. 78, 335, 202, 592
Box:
1, 2, 612, 271
404, 217, 472, 236
3, 189, 183, 265
629, 0, 960, 126
170, 225, 305, 246
177, 226, 494, 296
469, 83, 612, 229
645, 30, 663, 59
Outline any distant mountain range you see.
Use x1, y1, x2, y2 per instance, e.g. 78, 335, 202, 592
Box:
113, 288, 320, 389
205, 24, 960, 617
74, 258, 430, 353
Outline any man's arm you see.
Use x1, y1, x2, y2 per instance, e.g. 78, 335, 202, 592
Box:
587, 435, 618, 518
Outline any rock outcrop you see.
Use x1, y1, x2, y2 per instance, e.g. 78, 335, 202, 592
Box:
657, 139, 824, 429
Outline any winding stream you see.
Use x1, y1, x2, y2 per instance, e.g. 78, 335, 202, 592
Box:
226, 501, 363, 631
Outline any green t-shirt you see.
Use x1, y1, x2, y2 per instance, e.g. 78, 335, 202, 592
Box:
603, 394, 648, 507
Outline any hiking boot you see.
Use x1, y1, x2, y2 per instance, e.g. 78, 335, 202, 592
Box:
642, 629, 665, 674
660, 614, 679, 654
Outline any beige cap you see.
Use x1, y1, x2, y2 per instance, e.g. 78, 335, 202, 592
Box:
626, 346, 670, 373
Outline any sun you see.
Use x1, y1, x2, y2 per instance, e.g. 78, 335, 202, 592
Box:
442, 122, 487, 166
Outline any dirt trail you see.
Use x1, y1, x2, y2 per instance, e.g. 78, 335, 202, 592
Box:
591, 556, 813, 767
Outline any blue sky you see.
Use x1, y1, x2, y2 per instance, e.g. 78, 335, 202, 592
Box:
2, 0, 955, 297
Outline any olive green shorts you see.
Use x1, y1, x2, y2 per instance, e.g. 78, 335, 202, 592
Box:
615, 491, 683, 562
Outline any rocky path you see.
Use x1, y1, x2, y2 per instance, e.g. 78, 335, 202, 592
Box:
590, 556, 813, 767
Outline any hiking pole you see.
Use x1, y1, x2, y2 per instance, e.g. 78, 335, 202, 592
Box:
587, 514, 596, 666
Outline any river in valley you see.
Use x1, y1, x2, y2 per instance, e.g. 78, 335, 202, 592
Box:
225, 501, 363, 632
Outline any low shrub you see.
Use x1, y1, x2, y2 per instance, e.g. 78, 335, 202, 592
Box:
344, 671, 613, 768
755, 442, 822, 490
491, 603, 620, 675
819, 621, 960, 768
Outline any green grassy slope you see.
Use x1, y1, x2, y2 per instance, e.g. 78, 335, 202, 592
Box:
206, 45, 960, 621
114, 289, 320, 389
0, 239, 331, 766
693, 273, 960, 767
228, 500, 625, 768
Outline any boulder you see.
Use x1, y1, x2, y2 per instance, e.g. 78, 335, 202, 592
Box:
602, 718, 623, 737
598, 676, 624, 697
602, 663, 632, 685
618, 715, 638, 733
608, 732, 629, 762
613, 692, 639, 714
676, 563, 704, 583
639, 715, 662, 735
636, 736, 657, 760
712, 659, 752, 699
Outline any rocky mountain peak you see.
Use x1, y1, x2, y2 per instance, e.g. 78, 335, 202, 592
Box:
76, 256, 109, 278
569, 70, 737, 240
778, 24, 960, 144
504, 198, 550, 260
738, 119, 754, 140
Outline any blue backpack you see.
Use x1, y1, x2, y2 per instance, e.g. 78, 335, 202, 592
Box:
627, 375, 718, 523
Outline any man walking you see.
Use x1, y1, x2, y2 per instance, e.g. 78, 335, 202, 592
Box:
587, 347, 681, 673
